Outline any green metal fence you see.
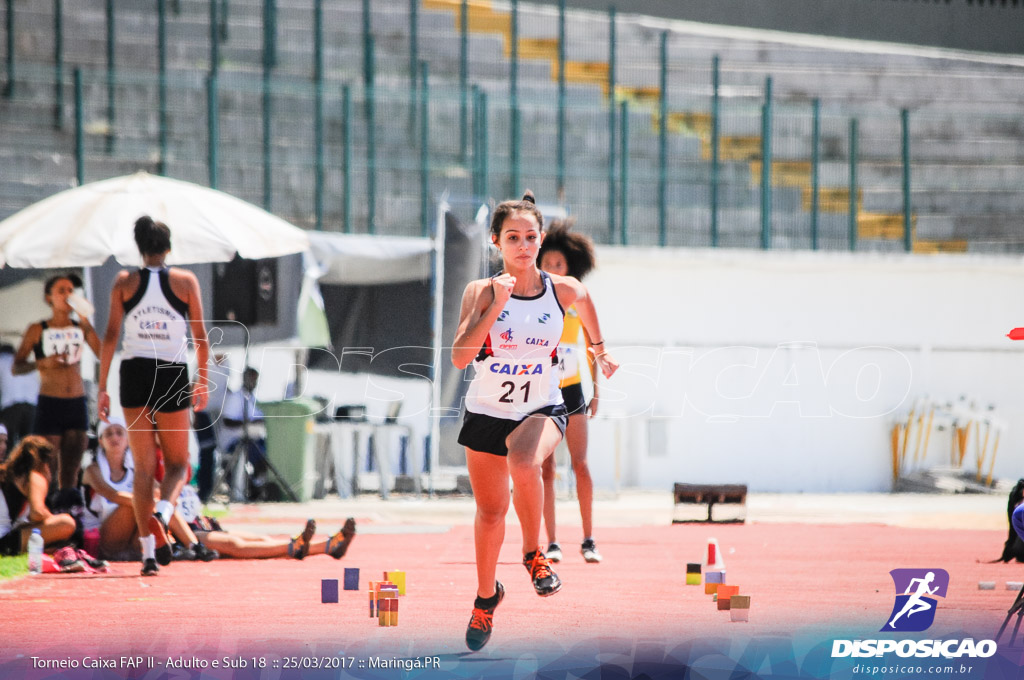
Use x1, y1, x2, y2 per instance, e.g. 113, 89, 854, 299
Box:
2, 0, 1023, 254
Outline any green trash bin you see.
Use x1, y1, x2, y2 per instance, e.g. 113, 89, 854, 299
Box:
259, 398, 320, 502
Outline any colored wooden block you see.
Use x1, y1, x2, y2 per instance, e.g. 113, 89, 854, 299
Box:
321, 579, 339, 603
368, 589, 375, 617
730, 595, 751, 609
386, 570, 407, 596
716, 585, 739, 609
389, 597, 399, 626
344, 568, 359, 591
686, 563, 702, 574
705, 571, 725, 584
730, 607, 750, 622
686, 573, 701, 586
705, 583, 720, 595
378, 599, 387, 626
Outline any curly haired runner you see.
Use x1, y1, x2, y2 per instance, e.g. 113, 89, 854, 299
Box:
452, 192, 618, 651
537, 218, 603, 564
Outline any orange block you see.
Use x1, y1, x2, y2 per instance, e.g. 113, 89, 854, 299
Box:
705, 583, 720, 595
716, 585, 740, 610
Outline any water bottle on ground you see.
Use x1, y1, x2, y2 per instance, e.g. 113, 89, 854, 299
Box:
28, 529, 44, 575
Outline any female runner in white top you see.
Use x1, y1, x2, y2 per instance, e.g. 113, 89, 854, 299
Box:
452, 191, 618, 651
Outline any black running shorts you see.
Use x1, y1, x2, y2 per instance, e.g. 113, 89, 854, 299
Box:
119, 357, 192, 413
561, 382, 587, 416
33, 395, 89, 436
458, 404, 568, 457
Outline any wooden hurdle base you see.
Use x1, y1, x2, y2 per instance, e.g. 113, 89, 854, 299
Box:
672, 483, 747, 524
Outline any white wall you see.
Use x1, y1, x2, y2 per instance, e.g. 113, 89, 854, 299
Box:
583, 247, 1024, 492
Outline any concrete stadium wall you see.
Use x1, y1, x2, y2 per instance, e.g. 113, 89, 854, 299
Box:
537, 0, 1024, 55
584, 247, 1024, 492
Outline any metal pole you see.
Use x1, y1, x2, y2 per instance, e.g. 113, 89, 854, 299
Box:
207, 73, 219, 189
262, 71, 272, 210
420, 61, 430, 236
619, 100, 628, 245
74, 68, 83, 184
408, 0, 418, 135
557, 0, 566, 199
367, 37, 376, 233
710, 54, 720, 247
760, 76, 772, 250
480, 90, 489, 201
607, 6, 616, 243
902, 108, 912, 253
342, 84, 352, 234
210, 0, 219, 75
471, 84, 480, 197
811, 98, 820, 250
4, 0, 13, 97
157, 0, 167, 175
362, 0, 371, 89
106, 0, 115, 152
459, 0, 468, 162
510, 0, 520, 197
849, 117, 858, 252
314, 0, 324, 230
658, 30, 667, 246
53, 0, 63, 129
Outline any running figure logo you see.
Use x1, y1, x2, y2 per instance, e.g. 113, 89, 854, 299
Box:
500, 329, 514, 343
882, 568, 949, 632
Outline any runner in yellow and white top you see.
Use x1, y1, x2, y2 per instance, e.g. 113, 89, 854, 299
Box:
537, 218, 603, 565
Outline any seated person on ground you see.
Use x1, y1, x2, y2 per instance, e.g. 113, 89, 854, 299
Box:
82, 417, 217, 562
1, 435, 105, 571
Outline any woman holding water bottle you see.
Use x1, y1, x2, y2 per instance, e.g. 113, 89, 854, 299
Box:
13, 274, 100, 513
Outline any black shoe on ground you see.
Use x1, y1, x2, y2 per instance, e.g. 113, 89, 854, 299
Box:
581, 538, 603, 563
172, 542, 197, 561
465, 581, 505, 652
191, 542, 219, 562
149, 514, 173, 566
141, 558, 159, 576
523, 550, 562, 597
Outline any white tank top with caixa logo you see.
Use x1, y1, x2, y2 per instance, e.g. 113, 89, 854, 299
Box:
121, 267, 191, 363
465, 271, 565, 421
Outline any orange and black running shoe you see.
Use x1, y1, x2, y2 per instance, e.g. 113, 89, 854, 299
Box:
523, 550, 562, 597
465, 581, 505, 651
288, 519, 317, 560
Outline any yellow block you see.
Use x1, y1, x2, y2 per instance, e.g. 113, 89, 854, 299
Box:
701, 136, 762, 162
666, 111, 712, 137
858, 212, 911, 240
749, 161, 812, 188
616, 85, 660, 104
912, 239, 968, 254
686, 573, 701, 586
518, 37, 559, 61
386, 570, 407, 596
801, 186, 862, 213
564, 60, 610, 86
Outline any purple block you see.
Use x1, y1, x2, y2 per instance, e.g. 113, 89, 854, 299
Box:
321, 579, 339, 603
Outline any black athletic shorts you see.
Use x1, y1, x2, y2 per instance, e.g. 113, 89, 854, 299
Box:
119, 357, 192, 413
33, 395, 89, 436
561, 382, 587, 416
458, 404, 568, 457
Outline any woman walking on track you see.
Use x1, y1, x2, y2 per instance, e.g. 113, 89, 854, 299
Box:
538, 219, 603, 564
452, 192, 618, 651
98, 216, 209, 577
13, 273, 100, 513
